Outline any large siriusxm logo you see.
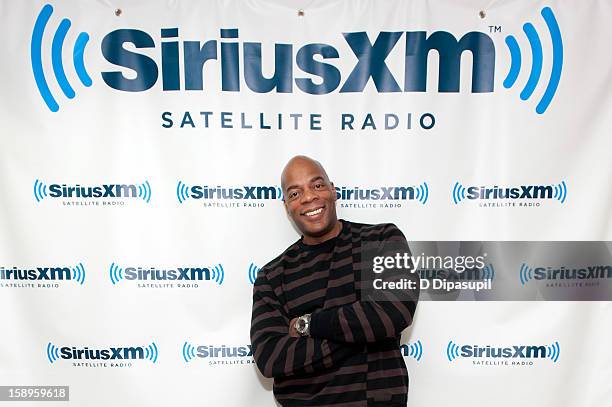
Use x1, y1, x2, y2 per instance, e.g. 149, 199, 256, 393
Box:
47, 341, 158, 364
182, 341, 253, 365
31, 4, 92, 112
109, 263, 225, 286
31, 4, 563, 114
446, 340, 561, 363
503, 7, 562, 114
519, 263, 612, 285
336, 184, 429, 205
176, 182, 283, 203
1, 263, 85, 285
452, 181, 567, 205
34, 179, 152, 203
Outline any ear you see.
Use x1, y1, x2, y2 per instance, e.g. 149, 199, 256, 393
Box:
330, 181, 337, 202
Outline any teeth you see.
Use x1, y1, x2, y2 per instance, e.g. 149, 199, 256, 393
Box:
305, 208, 323, 216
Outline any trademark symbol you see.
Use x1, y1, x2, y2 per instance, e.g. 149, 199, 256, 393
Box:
489, 25, 502, 33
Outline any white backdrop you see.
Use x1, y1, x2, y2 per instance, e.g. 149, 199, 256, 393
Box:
1, 0, 611, 406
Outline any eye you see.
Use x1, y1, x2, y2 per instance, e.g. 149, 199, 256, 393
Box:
314, 183, 323, 189
288, 191, 299, 199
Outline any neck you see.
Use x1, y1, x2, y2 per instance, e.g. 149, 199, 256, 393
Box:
302, 220, 342, 245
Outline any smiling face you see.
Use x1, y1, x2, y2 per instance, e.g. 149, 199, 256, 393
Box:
281, 156, 341, 245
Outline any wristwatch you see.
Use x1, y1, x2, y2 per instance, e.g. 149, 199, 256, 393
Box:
294, 314, 311, 336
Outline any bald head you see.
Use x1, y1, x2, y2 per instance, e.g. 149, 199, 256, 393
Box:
279, 155, 340, 244
281, 155, 330, 193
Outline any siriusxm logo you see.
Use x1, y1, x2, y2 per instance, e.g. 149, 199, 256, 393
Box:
400, 340, 423, 362
34, 179, 152, 203
0, 263, 85, 284
519, 263, 612, 285
452, 181, 567, 205
446, 340, 560, 363
176, 181, 283, 203
109, 263, 225, 285
47, 342, 158, 364
418, 263, 495, 281
336, 184, 428, 205
182, 341, 253, 364
31, 4, 92, 112
32, 4, 562, 114
247, 263, 261, 285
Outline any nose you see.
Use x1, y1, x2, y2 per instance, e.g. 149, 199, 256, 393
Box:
300, 185, 318, 204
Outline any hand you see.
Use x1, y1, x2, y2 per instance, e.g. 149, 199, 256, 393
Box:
289, 317, 300, 337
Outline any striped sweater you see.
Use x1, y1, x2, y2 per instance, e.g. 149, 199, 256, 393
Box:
250, 220, 419, 407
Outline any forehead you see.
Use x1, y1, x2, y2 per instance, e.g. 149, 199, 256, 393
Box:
282, 160, 327, 189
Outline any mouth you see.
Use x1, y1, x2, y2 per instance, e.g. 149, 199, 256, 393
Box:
302, 206, 325, 218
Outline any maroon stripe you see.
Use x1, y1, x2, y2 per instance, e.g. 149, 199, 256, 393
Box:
304, 338, 314, 373
284, 339, 297, 375
276, 382, 366, 401
325, 292, 357, 307
275, 363, 368, 388
353, 303, 375, 342
286, 287, 328, 308
284, 269, 329, 291
372, 303, 395, 337
264, 335, 290, 377
367, 367, 406, 380
338, 307, 354, 342
327, 271, 354, 288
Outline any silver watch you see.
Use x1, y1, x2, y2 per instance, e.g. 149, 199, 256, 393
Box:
294, 314, 311, 336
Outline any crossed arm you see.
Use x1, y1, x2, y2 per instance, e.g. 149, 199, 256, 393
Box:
250, 224, 419, 378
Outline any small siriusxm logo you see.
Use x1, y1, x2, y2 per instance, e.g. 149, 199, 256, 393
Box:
336, 183, 428, 209
482, 264, 495, 281
31, 4, 562, 115
520, 263, 612, 286
247, 263, 261, 284
0, 263, 85, 288
446, 340, 560, 366
31, 4, 92, 112
400, 340, 423, 362
417, 263, 494, 281
452, 181, 567, 207
176, 181, 282, 208
47, 341, 158, 367
109, 262, 224, 288
34, 179, 152, 205
182, 340, 253, 366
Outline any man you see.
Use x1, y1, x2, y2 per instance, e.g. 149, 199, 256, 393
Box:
250, 155, 419, 406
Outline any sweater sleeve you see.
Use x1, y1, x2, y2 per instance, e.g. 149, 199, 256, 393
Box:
309, 223, 419, 343
250, 267, 361, 379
